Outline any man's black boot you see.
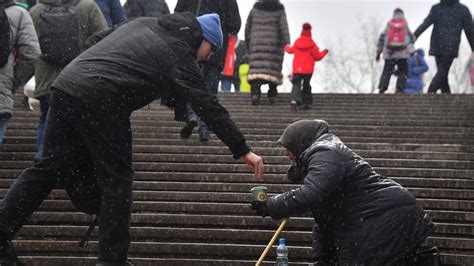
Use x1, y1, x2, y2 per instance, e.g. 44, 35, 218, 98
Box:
97, 260, 134, 266
0, 240, 24, 266
199, 130, 210, 142
180, 119, 197, 139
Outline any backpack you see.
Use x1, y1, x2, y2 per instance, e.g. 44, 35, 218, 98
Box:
65, 173, 100, 247
36, 0, 80, 67
0, 1, 12, 68
385, 19, 409, 50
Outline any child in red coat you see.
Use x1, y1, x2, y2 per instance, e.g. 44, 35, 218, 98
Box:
285, 23, 328, 112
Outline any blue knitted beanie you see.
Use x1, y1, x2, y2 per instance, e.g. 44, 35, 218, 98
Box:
196, 13, 223, 51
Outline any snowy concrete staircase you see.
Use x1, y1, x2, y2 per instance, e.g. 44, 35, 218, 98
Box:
1, 93, 473, 265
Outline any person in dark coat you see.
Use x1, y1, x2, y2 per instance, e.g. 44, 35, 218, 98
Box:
175, 0, 241, 141
252, 120, 435, 265
95, 0, 127, 27
123, 0, 169, 18
0, 12, 264, 265
245, 0, 290, 105
405, 48, 429, 94
414, 0, 474, 94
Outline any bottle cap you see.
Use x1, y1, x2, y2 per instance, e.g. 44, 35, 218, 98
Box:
279, 238, 286, 245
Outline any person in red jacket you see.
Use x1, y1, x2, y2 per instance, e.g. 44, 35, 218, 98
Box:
285, 23, 328, 112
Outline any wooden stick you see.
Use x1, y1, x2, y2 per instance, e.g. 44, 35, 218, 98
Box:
256, 219, 288, 266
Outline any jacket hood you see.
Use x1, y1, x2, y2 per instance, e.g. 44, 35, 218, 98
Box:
392, 10, 405, 20
254, 1, 285, 12
277, 119, 329, 158
158, 12, 203, 52
416, 48, 425, 57
440, 0, 459, 4
294, 36, 315, 49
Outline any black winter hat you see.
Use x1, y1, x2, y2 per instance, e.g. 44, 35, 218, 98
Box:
394, 7, 404, 14
277, 119, 329, 158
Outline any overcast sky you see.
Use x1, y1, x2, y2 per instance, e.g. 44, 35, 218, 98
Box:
155, 0, 473, 49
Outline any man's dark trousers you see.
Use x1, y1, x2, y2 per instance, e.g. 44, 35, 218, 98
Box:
186, 63, 221, 136
428, 55, 455, 94
379, 59, 408, 93
0, 89, 134, 262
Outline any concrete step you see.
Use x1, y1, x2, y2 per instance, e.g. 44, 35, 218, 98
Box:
14, 225, 474, 252
2, 161, 472, 179
1, 171, 472, 190
1, 148, 474, 160
5, 125, 474, 139
3, 142, 474, 154
27, 199, 473, 220
2, 155, 472, 170
10, 240, 474, 265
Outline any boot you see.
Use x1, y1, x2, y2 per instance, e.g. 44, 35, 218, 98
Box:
198, 130, 210, 142
180, 118, 197, 139
268, 96, 276, 105
251, 95, 260, 106
290, 102, 297, 113
0, 240, 24, 266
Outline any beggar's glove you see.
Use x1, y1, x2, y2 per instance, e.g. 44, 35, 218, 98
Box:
251, 200, 269, 217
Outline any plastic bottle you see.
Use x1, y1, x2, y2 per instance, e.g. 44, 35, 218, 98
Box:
276, 238, 289, 266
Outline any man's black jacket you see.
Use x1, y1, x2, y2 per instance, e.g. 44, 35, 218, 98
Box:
52, 13, 250, 159
414, 0, 474, 57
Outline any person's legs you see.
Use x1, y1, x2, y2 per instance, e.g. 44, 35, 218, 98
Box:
250, 80, 262, 105
197, 64, 221, 141
221, 78, 232, 92
36, 94, 50, 154
428, 56, 454, 94
378, 59, 396, 93
232, 77, 240, 93
301, 74, 313, 108
0, 114, 11, 144
0, 90, 84, 264
290, 75, 302, 112
291, 74, 303, 104
78, 111, 133, 263
267, 83, 278, 105
395, 59, 408, 94
202, 64, 221, 96
427, 56, 442, 94
439, 56, 454, 94
180, 104, 198, 139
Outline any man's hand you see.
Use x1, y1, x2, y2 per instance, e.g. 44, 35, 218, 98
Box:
251, 200, 269, 217
242, 152, 264, 180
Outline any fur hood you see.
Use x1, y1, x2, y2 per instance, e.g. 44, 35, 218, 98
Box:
293, 36, 315, 50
